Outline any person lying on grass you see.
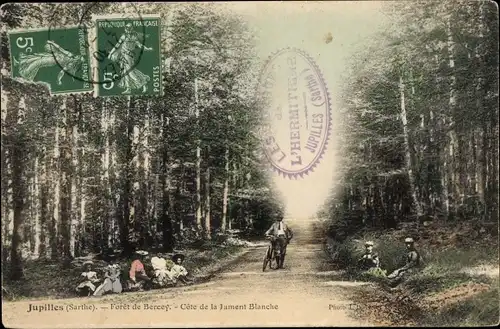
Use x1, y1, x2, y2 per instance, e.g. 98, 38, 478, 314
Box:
76, 261, 100, 296
94, 262, 122, 296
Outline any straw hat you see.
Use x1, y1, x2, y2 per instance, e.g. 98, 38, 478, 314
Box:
404, 237, 414, 243
83, 260, 94, 266
135, 250, 149, 256
365, 241, 374, 247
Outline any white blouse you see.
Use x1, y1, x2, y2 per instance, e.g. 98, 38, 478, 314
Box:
81, 271, 98, 280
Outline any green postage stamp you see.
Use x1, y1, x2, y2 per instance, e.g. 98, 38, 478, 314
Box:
8, 26, 92, 95
92, 15, 162, 97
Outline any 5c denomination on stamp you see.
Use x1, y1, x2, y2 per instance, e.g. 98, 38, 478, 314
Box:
8, 26, 92, 95
93, 14, 163, 97
257, 48, 332, 178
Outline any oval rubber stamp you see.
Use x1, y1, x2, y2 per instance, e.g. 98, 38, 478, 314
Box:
257, 48, 332, 178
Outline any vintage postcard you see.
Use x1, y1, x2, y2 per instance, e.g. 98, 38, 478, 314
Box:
1, 1, 499, 328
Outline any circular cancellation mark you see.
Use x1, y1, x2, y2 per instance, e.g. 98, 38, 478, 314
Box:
47, 3, 147, 85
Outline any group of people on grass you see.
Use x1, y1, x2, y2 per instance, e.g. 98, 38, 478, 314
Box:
358, 237, 424, 286
76, 251, 192, 297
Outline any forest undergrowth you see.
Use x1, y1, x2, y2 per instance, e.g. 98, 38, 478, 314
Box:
2, 235, 251, 301
325, 220, 499, 326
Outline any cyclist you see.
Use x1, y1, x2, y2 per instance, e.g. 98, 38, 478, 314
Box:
265, 214, 293, 269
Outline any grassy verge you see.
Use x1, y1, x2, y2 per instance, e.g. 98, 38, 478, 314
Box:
420, 287, 499, 326
2, 243, 246, 302
325, 221, 499, 326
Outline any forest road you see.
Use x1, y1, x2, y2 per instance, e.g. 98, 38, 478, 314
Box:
2, 229, 372, 327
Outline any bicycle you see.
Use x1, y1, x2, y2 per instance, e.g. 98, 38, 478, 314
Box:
262, 235, 281, 272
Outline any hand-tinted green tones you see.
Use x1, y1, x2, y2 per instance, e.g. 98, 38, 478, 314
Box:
94, 16, 162, 97
9, 27, 92, 95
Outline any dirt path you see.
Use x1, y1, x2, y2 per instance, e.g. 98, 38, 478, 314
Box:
3, 222, 372, 327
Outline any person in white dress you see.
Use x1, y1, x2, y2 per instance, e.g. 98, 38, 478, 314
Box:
93, 262, 122, 296
151, 255, 175, 287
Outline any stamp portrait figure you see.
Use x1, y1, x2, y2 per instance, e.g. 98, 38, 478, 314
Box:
107, 23, 153, 94
14, 40, 85, 85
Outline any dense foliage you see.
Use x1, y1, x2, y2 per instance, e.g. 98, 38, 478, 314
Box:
1, 3, 282, 279
320, 1, 498, 235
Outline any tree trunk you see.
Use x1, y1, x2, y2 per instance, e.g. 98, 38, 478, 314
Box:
153, 167, 160, 239
120, 96, 134, 256
458, 133, 467, 207
470, 130, 477, 195
3, 148, 14, 264
59, 97, 72, 261
33, 157, 41, 258
161, 160, 174, 252
221, 146, 230, 232
161, 114, 174, 252
175, 183, 183, 232
143, 103, 152, 228
130, 119, 140, 246
39, 139, 49, 258
474, 2, 486, 220
50, 99, 62, 259
228, 161, 238, 230
491, 118, 499, 223
25, 162, 33, 255
1, 89, 10, 263
194, 57, 202, 232
101, 99, 112, 247
488, 103, 498, 222
195, 138, 202, 232
104, 99, 117, 248
111, 102, 119, 246
399, 74, 424, 221
10, 95, 26, 280
69, 110, 79, 257
204, 160, 211, 238
447, 18, 458, 219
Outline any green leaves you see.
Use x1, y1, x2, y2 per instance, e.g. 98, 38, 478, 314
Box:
322, 0, 498, 229
0, 3, 281, 258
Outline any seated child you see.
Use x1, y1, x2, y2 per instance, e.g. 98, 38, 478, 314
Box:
76, 261, 100, 296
